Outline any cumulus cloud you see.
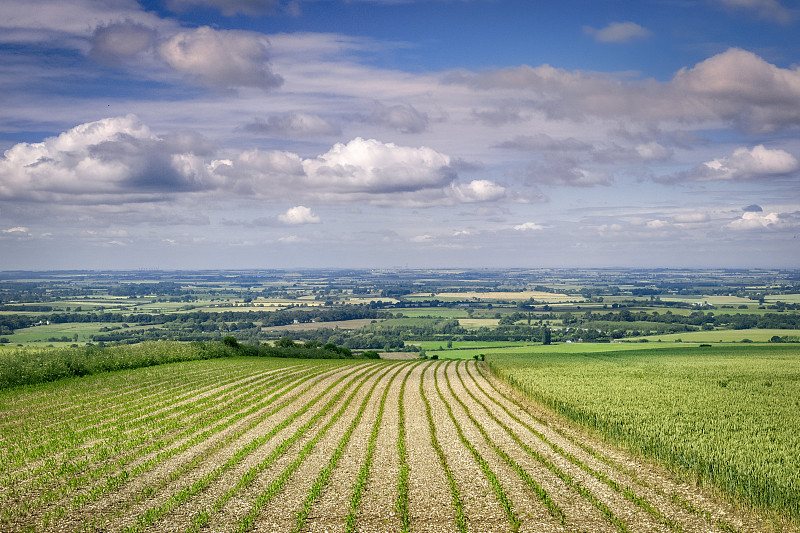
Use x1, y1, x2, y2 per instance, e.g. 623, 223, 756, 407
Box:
711, 0, 794, 24
0, 115, 215, 203
158, 26, 283, 89
726, 210, 800, 230
278, 205, 321, 225
242, 112, 340, 137
660, 144, 799, 182
448, 48, 800, 133
220, 137, 511, 207
673, 48, 800, 132
301, 137, 454, 194
89, 21, 157, 63
583, 22, 652, 43
0, 119, 517, 210
743, 204, 763, 212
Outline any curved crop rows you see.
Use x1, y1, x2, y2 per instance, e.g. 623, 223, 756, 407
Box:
0, 357, 786, 532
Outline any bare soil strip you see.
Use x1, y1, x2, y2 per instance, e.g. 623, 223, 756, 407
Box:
429, 361, 513, 532
404, 362, 458, 532
117, 363, 378, 533
438, 361, 572, 533
246, 363, 398, 533
0, 359, 793, 533
304, 363, 406, 533
350, 362, 412, 533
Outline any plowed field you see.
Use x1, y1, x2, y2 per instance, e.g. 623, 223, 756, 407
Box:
0, 357, 786, 532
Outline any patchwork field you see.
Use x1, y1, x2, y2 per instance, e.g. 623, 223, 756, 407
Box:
0, 355, 791, 532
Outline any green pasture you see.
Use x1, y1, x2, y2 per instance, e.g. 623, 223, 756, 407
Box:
0, 322, 153, 346
764, 294, 800, 303
418, 340, 531, 351
487, 344, 800, 523
378, 316, 442, 327
395, 308, 470, 318
641, 328, 800, 343
660, 295, 754, 306
425, 341, 683, 359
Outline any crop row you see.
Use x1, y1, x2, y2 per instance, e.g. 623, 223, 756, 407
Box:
7, 364, 326, 524
1, 358, 353, 530
0, 356, 776, 532
1, 364, 296, 474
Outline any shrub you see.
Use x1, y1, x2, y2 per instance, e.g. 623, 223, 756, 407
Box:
222, 335, 240, 348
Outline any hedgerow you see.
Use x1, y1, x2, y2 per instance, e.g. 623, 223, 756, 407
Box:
0, 338, 363, 389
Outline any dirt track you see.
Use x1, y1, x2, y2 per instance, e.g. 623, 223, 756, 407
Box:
0, 359, 791, 532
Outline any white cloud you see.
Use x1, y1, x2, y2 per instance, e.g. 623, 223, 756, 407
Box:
158, 27, 283, 89
279, 234, 307, 243
0, 115, 216, 202
726, 211, 800, 230
673, 48, 800, 132
449, 180, 506, 203
449, 48, 800, 133
583, 22, 652, 43
645, 219, 669, 229
301, 137, 454, 194
663, 144, 799, 182
2, 119, 512, 209
215, 137, 509, 207
513, 222, 544, 231
1, 226, 30, 237
278, 206, 321, 225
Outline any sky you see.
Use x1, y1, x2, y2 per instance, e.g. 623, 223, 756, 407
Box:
1, 0, 799, 270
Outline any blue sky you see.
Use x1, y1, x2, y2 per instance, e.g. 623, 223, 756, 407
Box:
1, 0, 799, 269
